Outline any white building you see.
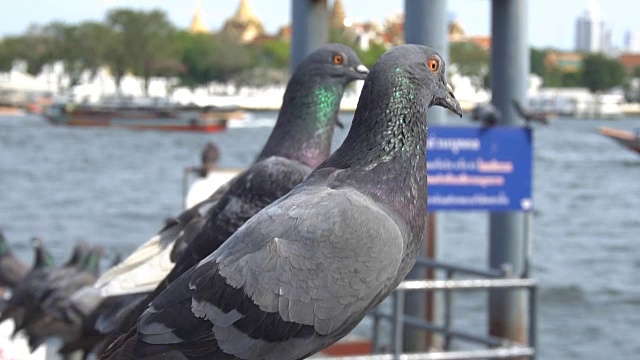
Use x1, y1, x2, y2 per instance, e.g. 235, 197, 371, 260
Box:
575, 0, 610, 53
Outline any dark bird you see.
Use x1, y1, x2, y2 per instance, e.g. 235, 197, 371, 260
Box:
0, 237, 55, 328
18, 245, 105, 354
104, 44, 461, 360
5, 241, 91, 342
96, 44, 369, 334
0, 230, 30, 288
512, 98, 550, 126
471, 102, 501, 127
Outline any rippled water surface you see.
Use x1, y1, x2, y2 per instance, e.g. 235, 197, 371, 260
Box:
1, 113, 639, 359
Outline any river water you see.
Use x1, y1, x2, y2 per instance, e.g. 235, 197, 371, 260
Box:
1, 113, 639, 359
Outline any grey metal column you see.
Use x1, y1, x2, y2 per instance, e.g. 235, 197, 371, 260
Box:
290, 0, 328, 74
405, 0, 449, 125
404, 0, 449, 352
489, 0, 529, 345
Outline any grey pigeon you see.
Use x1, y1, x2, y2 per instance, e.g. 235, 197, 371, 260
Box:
19, 245, 103, 348
512, 98, 550, 126
105, 43, 369, 334
0, 237, 55, 327
7, 242, 93, 344
0, 230, 29, 288
471, 102, 501, 126
95, 45, 368, 303
103, 44, 461, 360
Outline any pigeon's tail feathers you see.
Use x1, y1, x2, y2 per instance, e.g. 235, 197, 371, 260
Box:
95, 225, 181, 296
100, 329, 139, 360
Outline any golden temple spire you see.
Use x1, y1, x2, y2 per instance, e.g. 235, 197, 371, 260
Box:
330, 0, 347, 29
222, 0, 265, 44
190, 0, 209, 34
234, 0, 259, 22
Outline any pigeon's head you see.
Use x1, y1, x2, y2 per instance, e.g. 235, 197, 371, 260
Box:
31, 236, 44, 249
372, 44, 462, 117
296, 43, 369, 85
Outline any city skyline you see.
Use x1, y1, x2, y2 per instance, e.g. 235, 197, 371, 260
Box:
0, 0, 639, 51
575, 0, 611, 53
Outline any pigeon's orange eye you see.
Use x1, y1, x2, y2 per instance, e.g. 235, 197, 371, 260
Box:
333, 54, 344, 65
427, 58, 440, 72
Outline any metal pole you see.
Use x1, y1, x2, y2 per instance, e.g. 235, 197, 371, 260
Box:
393, 290, 405, 359
404, 0, 449, 352
528, 286, 537, 360
489, 0, 529, 345
290, 0, 328, 74
523, 211, 533, 278
405, 0, 449, 126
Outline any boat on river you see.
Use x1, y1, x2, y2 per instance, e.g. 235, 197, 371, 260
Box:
43, 103, 245, 133
599, 126, 640, 154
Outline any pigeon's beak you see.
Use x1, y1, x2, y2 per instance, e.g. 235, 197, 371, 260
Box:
434, 82, 463, 117
351, 64, 369, 80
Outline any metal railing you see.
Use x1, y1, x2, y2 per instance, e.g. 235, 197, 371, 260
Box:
316, 257, 537, 360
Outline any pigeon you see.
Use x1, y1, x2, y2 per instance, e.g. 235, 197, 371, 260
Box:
0, 237, 55, 327
15, 245, 105, 355
184, 142, 236, 209
98, 44, 369, 334
0, 230, 30, 288
512, 98, 550, 126
471, 102, 501, 127
103, 44, 461, 360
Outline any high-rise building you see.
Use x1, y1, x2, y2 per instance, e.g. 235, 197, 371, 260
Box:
625, 31, 640, 53
575, 0, 609, 53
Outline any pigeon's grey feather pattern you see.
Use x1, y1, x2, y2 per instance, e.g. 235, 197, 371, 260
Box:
135, 185, 406, 359
103, 44, 369, 336
110, 44, 461, 360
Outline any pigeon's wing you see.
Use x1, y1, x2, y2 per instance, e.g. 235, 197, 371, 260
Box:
95, 225, 188, 297
136, 185, 406, 359
95, 201, 217, 296
94, 293, 149, 335
94, 171, 243, 297
167, 156, 313, 284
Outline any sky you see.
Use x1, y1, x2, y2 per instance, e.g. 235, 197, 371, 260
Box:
0, 0, 638, 51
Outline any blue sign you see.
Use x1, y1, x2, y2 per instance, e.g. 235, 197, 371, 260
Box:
427, 126, 532, 212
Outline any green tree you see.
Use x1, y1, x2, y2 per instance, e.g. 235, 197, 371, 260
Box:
582, 53, 626, 93
0, 37, 21, 72
74, 21, 114, 80
9, 25, 56, 77
259, 39, 290, 69
355, 42, 387, 69
209, 35, 257, 87
106, 9, 177, 95
40, 22, 86, 89
530, 48, 546, 77
175, 31, 219, 88
449, 41, 489, 87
